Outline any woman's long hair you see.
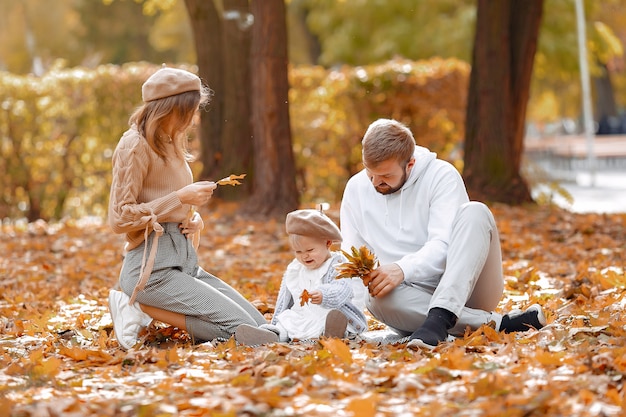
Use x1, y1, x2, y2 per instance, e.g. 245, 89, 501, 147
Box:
129, 85, 212, 161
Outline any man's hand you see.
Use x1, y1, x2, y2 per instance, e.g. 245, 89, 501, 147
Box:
366, 264, 404, 297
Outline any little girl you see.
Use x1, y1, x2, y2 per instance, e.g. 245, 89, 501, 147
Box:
235, 209, 368, 345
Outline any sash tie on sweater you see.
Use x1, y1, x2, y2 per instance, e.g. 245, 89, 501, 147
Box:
129, 215, 164, 305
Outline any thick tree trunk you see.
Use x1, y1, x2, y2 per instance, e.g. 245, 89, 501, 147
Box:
464, 0, 543, 204
184, 0, 223, 182
214, 0, 254, 198
185, 0, 254, 200
245, 0, 299, 218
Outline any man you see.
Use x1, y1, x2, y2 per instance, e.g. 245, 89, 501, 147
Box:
340, 118, 545, 349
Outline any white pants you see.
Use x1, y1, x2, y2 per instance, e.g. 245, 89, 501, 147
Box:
367, 202, 505, 336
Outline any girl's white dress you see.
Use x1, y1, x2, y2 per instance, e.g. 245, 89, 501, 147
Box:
271, 252, 368, 341
274, 257, 333, 340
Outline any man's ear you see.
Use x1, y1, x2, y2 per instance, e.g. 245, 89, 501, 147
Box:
406, 156, 416, 172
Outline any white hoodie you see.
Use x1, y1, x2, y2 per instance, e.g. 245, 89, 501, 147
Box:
340, 146, 469, 284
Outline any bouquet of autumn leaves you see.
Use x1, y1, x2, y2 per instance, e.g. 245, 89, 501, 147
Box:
335, 245, 379, 286
299, 245, 378, 306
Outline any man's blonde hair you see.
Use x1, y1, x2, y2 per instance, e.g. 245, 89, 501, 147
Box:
362, 119, 415, 167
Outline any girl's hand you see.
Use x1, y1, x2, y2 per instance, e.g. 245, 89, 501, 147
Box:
308, 290, 323, 304
180, 211, 204, 236
176, 181, 217, 206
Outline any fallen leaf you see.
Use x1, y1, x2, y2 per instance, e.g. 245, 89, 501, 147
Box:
299, 289, 311, 306
345, 392, 379, 417
217, 173, 246, 186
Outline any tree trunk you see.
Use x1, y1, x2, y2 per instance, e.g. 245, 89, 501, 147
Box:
288, 0, 322, 65
185, 0, 254, 200
464, 0, 543, 204
218, 0, 254, 199
184, 0, 223, 182
245, 0, 299, 218
594, 62, 619, 135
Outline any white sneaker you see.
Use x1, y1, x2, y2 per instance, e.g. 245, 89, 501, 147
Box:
406, 338, 437, 351
235, 324, 279, 346
260, 323, 289, 342
108, 290, 153, 350
499, 304, 547, 333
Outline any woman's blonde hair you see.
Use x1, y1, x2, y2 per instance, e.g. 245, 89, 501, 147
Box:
362, 119, 415, 168
129, 85, 212, 161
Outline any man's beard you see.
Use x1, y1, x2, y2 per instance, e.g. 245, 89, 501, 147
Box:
374, 170, 407, 195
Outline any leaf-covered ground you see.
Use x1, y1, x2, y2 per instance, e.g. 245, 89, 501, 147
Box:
1, 202, 625, 417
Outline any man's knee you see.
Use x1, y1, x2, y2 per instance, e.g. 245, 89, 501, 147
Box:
457, 201, 495, 226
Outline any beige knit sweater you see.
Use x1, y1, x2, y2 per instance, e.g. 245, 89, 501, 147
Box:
108, 126, 193, 250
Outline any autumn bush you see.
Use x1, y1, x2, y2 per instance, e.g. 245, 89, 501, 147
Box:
289, 57, 469, 204
0, 62, 150, 221
0, 58, 469, 221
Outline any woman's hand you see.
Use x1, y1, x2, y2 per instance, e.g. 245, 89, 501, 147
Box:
180, 211, 204, 237
176, 181, 217, 206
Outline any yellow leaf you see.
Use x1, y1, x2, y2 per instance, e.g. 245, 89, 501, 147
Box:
320, 338, 352, 365
217, 173, 246, 186
59, 345, 88, 361
335, 245, 378, 285
534, 349, 565, 366
345, 392, 379, 417
32, 356, 62, 380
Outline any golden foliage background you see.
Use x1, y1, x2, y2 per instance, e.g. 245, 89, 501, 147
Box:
0, 58, 469, 220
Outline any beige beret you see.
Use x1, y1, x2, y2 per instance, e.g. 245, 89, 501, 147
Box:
142, 67, 201, 102
285, 209, 342, 242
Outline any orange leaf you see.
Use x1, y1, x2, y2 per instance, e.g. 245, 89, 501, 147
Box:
216, 173, 246, 186
300, 289, 311, 306
320, 338, 352, 365
345, 392, 379, 417
335, 245, 378, 285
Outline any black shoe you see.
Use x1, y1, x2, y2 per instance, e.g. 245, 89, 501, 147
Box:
499, 304, 546, 333
407, 307, 457, 350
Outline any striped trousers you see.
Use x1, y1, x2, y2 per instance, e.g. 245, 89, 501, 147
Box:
118, 222, 266, 342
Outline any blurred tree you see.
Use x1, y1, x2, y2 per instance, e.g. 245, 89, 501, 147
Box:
464, 0, 543, 204
529, 0, 625, 128
587, 1, 626, 133
0, 0, 80, 73
148, 0, 196, 63
0, 0, 184, 73
111, 0, 296, 216
286, 0, 322, 65
246, 0, 298, 217
184, 0, 255, 201
301, 0, 476, 66
76, 0, 184, 65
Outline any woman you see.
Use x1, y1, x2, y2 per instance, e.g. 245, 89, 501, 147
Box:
108, 67, 266, 350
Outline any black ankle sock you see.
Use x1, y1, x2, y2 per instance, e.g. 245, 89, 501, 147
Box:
409, 307, 458, 346
500, 310, 542, 333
